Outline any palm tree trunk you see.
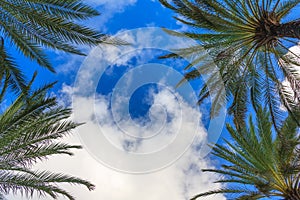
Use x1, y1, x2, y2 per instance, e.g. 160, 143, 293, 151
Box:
275, 20, 300, 39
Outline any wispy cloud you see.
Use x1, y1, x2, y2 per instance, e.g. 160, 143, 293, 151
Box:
54, 0, 138, 74
83, 0, 137, 31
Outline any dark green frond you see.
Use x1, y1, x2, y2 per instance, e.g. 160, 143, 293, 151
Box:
0, 41, 27, 96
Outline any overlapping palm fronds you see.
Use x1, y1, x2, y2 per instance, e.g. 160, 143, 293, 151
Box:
191, 107, 300, 200
0, 0, 121, 94
0, 82, 94, 200
159, 0, 300, 129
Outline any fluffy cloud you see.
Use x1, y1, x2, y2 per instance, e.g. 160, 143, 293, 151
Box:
6, 87, 225, 200
6, 27, 226, 200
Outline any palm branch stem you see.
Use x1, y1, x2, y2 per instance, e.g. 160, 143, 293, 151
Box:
276, 20, 300, 38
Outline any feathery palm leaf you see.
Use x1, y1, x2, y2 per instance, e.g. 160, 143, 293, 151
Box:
159, 0, 300, 128
0, 83, 94, 200
0, 38, 27, 99
0, 0, 120, 94
191, 107, 300, 200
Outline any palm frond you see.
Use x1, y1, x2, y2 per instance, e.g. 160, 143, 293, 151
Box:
0, 39, 27, 96
0, 83, 94, 199
0, 0, 122, 95
190, 108, 300, 199
159, 0, 300, 126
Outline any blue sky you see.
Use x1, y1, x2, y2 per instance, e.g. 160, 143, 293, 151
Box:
6, 0, 300, 200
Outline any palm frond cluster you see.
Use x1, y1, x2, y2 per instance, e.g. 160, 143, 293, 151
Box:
192, 108, 300, 200
159, 0, 300, 199
0, 0, 106, 199
0, 83, 94, 200
159, 0, 300, 129
0, 0, 113, 94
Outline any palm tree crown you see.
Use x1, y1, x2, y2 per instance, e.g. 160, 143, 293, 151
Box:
159, 0, 300, 129
0, 82, 94, 200
192, 107, 300, 200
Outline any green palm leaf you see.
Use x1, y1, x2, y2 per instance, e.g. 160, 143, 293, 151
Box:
159, 0, 300, 127
0, 83, 94, 200
0, 0, 122, 95
191, 107, 300, 199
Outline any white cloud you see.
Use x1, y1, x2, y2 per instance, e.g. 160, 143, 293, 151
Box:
83, 0, 137, 31
78, 87, 225, 200
55, 53, 85, 75
6, 27, 226, 200
85, 0, 137, 9
6, 86, 225, 200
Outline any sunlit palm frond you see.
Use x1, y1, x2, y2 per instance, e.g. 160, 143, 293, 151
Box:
159, 0, 300, 127
0, 0, 122, 95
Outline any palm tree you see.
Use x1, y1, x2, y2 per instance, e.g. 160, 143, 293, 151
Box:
159, 0, 300, 129
191, 107, 300, 200
0, 0, 119, 94
0, 81, 94, 200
